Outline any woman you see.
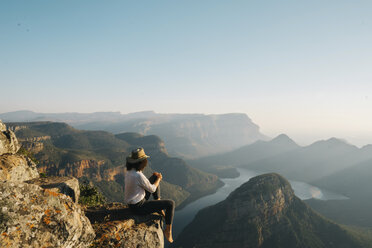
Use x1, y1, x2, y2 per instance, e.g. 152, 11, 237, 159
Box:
124, 147, 175, 243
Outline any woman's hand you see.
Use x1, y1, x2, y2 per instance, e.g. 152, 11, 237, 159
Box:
153, 172, 163, 180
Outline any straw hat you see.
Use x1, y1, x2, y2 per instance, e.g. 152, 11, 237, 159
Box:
126, 147, 150, 163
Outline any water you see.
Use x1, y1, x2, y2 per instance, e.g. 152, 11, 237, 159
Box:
173, 168, 348, 238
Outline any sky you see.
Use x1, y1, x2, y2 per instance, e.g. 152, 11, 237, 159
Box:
1, 0, 372, 146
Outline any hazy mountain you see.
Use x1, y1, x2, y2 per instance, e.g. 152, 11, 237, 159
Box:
1, 110, 268, 159
313, 156, 372, 199
189, 134, 300, 177
173, 173, 372, 248
6, 121, 222, 207
0, 110, 127, 123
240, 137, 372, 182
305, 157, 372, 228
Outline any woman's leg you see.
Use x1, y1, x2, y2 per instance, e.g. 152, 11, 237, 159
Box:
133, 200, 175, 224
131, 199, 175, 242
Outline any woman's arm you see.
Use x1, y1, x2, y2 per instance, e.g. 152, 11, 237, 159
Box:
138, 172, 162, 193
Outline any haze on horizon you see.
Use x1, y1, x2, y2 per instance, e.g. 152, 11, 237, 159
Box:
1, 1, 372, 147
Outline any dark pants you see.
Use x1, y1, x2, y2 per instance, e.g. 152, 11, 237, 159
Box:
129, 175, 175, 225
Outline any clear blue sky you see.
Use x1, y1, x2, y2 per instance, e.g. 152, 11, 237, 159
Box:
1, 0, 372, 145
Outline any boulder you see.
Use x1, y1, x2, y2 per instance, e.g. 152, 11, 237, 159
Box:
86, 203, 164, 248
0, 121, 20, 155
26, 176, 80, 203
0, 154, 39, 182
0, 181, 95, 248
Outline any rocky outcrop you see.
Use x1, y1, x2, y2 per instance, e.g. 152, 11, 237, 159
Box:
0, 154, 39, 182
86, 203, 164, 248
0, 181, 95, 248
26, 176, 80, 203
0, 121, 95, 248
0, 120, 20, 155
174, 173, 368, 248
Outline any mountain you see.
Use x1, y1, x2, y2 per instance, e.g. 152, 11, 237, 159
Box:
1, 111, 268, 159
238, 137, 372, 182
313, 156, 372, 199
189, 134, 300, 177
6, 121, 222, 207
305, 156, 372, 228
173, 173, 372, 248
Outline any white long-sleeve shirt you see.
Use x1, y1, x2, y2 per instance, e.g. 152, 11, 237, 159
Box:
124, 169, 157, 204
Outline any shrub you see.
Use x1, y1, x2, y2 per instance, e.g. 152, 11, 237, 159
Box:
79, 183, 106, 207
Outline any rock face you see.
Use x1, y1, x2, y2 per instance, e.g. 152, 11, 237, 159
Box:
173, 173, 369, 248
85, 203, 164, 248
0, 120, 20, 155
0, 121, 95, 248
0, 154, 39, 182
26, 176, 80, 203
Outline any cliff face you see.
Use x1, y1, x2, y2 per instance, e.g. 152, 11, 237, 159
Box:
173, 173, 369, 248
18, 136, 51, 154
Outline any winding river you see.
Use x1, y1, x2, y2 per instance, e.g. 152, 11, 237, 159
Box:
173, 168, 348, 239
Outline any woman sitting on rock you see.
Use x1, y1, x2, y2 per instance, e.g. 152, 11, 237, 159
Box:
124, 147, 175, 243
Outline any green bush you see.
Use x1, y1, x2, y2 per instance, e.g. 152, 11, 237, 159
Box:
79, 183, 106, 207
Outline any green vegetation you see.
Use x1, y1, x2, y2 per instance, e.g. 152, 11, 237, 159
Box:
79, 183, 106, 207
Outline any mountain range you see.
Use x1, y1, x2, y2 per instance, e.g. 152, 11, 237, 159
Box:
191, 134, 372, 182
0, 110, 268, 159
190, 133, 372, 229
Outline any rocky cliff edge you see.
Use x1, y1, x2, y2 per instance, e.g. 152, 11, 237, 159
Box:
0, 120, 165, 248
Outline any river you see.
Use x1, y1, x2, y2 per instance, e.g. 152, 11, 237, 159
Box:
172, 168, 348, 239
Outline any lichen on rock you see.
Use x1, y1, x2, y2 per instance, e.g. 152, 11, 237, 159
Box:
26, 176, 80, 203
86, 203, 164, 248
0, 154, 39, 182
0, 181, 95, 248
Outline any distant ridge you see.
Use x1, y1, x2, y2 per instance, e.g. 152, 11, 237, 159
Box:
189, 134, 299, 177
1, 110, 268, 159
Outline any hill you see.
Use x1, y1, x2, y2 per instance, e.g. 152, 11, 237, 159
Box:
173, 173, 372, 248
192, 135, 372, 183
6, 121, 222, 207
305, 157, 372, 227
189, 134, 300, 177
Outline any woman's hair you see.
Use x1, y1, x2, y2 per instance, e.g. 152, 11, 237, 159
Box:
126, 159, 147, 171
